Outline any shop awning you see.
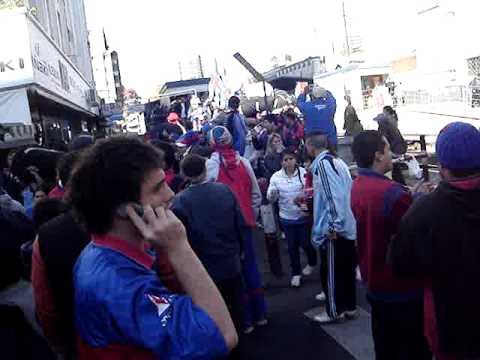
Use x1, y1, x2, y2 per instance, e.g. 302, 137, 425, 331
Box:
0, 88, 32, 126
29, 85, 97, 117
0, 88, 36, 148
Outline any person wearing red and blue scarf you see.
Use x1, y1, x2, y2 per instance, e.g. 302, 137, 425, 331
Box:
206, 126, 267, 334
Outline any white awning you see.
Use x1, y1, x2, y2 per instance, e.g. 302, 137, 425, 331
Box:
0, 88, 32, 125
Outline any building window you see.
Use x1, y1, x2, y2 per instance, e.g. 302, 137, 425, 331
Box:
45, 0, 55, 39
57, 11, 63, 48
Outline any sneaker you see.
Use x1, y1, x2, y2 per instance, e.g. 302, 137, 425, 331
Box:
315, 292, 326, 301
313, 311, 345, 324
302, 265, 315, 276
341, 309, 358, 320
256, 318, 268, 326
290, 275, 301, 287
243, 326, 255, 334
356, 267, 362, 281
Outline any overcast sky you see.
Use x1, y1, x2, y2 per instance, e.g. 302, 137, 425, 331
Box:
84, 0, 463, 98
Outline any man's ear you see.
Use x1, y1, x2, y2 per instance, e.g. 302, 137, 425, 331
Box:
374, 150, 383, 164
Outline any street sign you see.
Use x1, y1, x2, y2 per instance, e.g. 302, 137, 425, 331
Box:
233, 53, 264, 82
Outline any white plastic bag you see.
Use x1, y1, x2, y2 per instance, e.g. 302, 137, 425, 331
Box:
260, 204, 277, 234
406, 156, 423, 180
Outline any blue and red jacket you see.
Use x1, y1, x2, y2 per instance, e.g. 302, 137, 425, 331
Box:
282, 121, 304, 152
73, 234, 228, 359
351, 169, 422, 299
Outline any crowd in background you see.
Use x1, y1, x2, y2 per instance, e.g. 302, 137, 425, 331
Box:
1, 85, 480, 360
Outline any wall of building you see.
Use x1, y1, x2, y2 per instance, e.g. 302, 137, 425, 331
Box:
26, 0, 94, 84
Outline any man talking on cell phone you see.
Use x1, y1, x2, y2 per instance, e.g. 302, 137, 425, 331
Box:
68, 136, 238, 359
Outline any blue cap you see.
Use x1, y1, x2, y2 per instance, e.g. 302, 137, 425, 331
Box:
436, 122, 480, 170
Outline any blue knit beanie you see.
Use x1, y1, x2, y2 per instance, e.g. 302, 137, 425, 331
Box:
209, 126, 232, 147
436, 122, 480, 170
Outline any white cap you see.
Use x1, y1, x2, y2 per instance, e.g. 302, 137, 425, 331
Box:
312, 86, 327, 98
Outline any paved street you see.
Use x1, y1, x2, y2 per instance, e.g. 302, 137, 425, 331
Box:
244, 230, 374, 360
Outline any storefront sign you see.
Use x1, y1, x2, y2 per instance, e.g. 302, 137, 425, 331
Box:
27, 17, 93, 113
0, 9, 34, 88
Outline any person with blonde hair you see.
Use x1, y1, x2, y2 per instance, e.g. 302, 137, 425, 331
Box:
263, 133, 285, 180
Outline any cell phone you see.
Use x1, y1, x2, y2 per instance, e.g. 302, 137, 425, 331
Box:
116, 203, 144, 219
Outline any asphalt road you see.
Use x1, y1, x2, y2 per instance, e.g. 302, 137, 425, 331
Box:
243, 229, 374, 360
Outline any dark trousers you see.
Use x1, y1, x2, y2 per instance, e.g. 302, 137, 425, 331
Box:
282, 221, 317, 276
319, 237, 356, 318
216, 275, 244, 333
368, 296, 432, 360
217, 274, 245, 360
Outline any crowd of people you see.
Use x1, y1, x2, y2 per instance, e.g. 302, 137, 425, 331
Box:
1, 84, 480, 360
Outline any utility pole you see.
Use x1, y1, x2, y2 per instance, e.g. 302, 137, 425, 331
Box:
198, 55, 204, 78
102, 52, 111, 102
178, 61, 183, 80
342, 1, 351, 59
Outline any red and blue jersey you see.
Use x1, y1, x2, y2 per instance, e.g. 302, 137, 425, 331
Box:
73, 234, 228, 359
351, 169, 422, 299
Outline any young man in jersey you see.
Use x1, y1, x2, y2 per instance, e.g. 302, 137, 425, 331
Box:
69, 136, 237, 359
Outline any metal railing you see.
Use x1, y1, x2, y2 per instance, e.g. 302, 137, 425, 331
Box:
402, 85, 477, 106
361, 85, 480, 110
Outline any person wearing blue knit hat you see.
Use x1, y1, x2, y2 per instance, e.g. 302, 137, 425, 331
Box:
390, 122, 480, 359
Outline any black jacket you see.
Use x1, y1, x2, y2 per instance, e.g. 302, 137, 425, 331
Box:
377, 117, 407, 155
389, 177, 480, 357
172, 182, 244, 283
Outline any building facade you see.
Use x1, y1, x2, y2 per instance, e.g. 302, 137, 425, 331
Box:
0, 1, 98, 151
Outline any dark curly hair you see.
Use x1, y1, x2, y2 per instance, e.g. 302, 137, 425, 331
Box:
69, 136, 164, 235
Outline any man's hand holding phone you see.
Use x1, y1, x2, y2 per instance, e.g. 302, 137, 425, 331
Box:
126, 204, 187, 251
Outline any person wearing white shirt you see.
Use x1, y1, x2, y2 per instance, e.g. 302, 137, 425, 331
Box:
267, 150, 317, 287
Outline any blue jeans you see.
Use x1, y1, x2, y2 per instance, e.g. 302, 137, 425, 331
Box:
280, 219, 317, 276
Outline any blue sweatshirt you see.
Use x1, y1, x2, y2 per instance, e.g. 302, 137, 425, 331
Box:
297, 92, 337, 146
231, 112, 247, 156
311, 150, 356, 247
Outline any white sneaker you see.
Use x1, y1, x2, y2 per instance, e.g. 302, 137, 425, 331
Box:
315, 292, 326, 301
256, 319, 268, 326
243, 326, 255, 334
290, 275, 301, 287
356, 267, 362, 281
302, 265, 315, 276
313, 311, 345, 324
